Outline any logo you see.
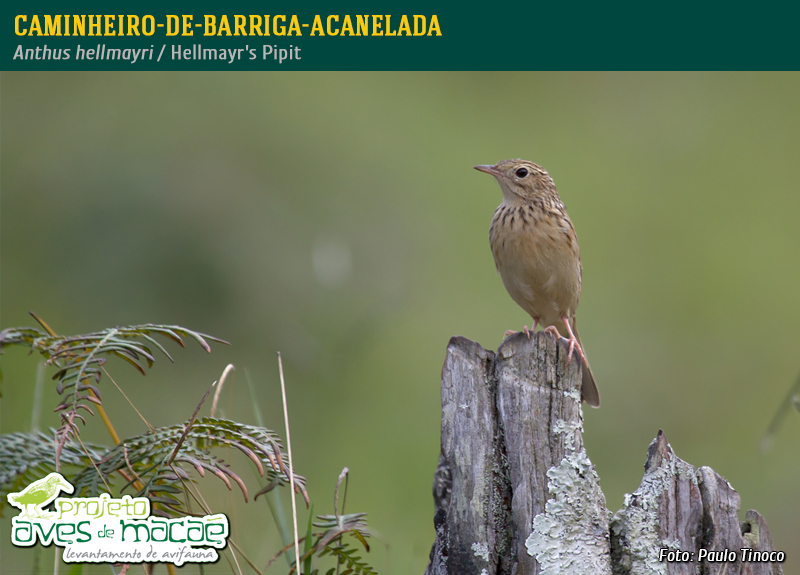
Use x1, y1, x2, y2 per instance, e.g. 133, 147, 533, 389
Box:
8, 473, 229, 565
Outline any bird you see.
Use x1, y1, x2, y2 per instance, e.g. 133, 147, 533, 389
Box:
7, 472, 74, 518
475, 159, 600, 407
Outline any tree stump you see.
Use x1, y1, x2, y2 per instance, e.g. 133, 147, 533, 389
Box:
425, 332, 783, 575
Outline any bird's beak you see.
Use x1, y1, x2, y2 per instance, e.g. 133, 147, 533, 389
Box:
474, 164, 501, 177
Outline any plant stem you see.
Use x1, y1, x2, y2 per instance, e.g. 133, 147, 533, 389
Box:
278, 353, 301, 574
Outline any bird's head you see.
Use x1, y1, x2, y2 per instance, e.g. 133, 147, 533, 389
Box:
474, 159, 557, 204
47, 474, 74, 494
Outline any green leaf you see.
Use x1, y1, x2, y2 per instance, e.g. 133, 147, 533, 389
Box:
0, 430, 106, 515
0, 322, 228, 469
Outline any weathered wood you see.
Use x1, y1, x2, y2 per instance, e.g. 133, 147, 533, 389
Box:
611, 432, 783, 575
428, 336, 503, 575
426, 332, 610, 575
610, 430, 704, 575
497, 332, 610, 575
427, 334, 782, 575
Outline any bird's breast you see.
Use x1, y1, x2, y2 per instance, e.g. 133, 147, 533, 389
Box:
489, 202, 581, 321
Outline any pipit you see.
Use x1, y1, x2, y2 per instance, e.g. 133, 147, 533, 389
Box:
475, 159, 600, 407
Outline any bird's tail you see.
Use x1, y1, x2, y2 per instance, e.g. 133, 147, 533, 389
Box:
572, 319, 601, 408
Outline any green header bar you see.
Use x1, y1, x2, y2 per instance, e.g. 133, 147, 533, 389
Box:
3, 2, 799, 70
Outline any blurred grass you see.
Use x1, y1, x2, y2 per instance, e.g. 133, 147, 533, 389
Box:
2, 72, 800, 573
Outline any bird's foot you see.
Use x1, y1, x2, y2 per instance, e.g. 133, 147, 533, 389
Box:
504, 325, 532, 339
560, 317, 589, 367
27, 507, 46, 519
543, 325, 562, 339
564, 335, 587, 367
542, 325, 585, 366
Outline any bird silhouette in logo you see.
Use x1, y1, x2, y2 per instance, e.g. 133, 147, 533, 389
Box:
7, 473, 74, 519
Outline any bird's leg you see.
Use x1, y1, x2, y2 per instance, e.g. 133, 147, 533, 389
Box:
560, 316, 588, 367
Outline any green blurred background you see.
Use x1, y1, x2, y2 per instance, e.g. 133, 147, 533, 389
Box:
2, 72, 800, 572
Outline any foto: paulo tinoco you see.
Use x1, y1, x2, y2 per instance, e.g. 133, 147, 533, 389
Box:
659, 547, 785, 563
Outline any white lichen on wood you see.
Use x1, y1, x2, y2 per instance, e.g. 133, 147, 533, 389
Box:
552, 417, 583, 452
525, 449, 612, 575
609, 434, 698, 575
472, 542, 490, 562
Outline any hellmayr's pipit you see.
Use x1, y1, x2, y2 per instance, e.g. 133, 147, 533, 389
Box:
475, 159, 600, 407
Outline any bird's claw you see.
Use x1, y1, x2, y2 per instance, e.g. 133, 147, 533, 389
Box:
542, 325, 586, 367
566, 337, 578, 367
565, 336, 589, 367
543, 325, 562, 339
504, 326, 532, 339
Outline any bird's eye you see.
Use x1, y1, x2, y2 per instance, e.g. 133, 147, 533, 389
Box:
515, 167, 529, 178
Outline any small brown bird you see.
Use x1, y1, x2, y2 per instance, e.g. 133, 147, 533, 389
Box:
475, 159, 600, 407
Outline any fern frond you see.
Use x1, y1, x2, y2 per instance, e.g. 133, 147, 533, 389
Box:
70, 417, 308, 514
281, 513, 376, 575
318, 539, 377, 575
0, 323, 227, 465
0, 430, 107, 514
314, 513, 370, 550
1, 418, 307, 519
